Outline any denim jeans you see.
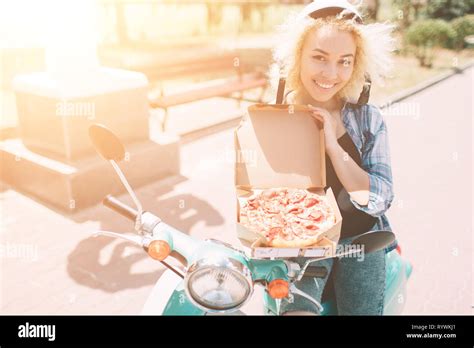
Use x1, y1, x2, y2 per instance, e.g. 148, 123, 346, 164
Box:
281, 236, 386, 315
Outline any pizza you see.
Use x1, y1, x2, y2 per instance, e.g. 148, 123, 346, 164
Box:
239, 188, 336, 248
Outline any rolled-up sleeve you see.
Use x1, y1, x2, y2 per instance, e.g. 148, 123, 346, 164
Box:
349, 107, 394, 217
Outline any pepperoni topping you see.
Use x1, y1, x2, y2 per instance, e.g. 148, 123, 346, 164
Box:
247, 203, 257, 210
305, 224, 319, 230
309, 211, 322, 221
304, 197, 319, 208
286, 205, 303, 214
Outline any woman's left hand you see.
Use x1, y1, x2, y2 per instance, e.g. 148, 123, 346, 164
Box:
308, 105, 339, 154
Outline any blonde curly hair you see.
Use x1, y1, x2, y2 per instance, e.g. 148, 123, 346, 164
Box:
269, 8, 396, 103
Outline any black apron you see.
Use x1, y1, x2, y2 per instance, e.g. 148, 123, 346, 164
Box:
324, 132, 377, 239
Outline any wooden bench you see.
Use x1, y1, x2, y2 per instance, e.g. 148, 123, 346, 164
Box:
143, 52, 268, 131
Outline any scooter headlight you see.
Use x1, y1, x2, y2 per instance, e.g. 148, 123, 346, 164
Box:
184, 257, 253, 312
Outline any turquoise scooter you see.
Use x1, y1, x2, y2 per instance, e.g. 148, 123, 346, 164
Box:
89, 124, 412, 315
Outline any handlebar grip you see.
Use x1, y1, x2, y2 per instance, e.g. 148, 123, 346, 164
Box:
303, 266, 328, 278
103, 195, 138, 221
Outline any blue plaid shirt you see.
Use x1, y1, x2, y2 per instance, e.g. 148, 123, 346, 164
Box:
341, 102, 397, 252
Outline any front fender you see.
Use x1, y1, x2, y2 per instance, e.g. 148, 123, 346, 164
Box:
140, 269, 205, 316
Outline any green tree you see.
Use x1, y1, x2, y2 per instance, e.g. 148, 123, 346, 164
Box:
451, 14, 474, 49
406, 19, 456, 67
426, 0, 473, 21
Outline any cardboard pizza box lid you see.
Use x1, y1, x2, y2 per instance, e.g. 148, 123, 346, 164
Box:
234, 104, 326, 190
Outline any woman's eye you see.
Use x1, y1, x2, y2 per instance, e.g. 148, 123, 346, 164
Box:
340, 59, 352, 67
312, 55, 326, 62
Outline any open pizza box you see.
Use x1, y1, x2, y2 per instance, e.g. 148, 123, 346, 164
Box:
234, 104, 342, 259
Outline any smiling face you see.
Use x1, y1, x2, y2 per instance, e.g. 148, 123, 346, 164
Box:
299, 25, 356, 103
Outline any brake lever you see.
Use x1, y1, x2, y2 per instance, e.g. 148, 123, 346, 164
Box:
94, 230, 143, 245
288, 283, 324, 314
94, 230, 186, 278
296, 247, 364, 282
94, 230, 162, 250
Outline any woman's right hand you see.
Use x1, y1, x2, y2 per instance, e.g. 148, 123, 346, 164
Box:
308, 105, 340, 154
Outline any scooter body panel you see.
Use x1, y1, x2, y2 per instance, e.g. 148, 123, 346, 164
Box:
382, 250, 411, 315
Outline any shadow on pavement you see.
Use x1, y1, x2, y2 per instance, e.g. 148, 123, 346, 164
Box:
67, 185, 225, 292
67, 236, 163, 293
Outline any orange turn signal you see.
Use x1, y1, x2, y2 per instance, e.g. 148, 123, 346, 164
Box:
267, 279, 289, 299
147, 240, 171, 261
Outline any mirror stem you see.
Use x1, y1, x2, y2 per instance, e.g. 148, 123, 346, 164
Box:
109, 160, 143, 233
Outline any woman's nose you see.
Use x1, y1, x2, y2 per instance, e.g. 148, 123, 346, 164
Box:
321, 64, 338, 80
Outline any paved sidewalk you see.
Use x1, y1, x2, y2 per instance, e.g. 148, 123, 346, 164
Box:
382, 67, 473, 314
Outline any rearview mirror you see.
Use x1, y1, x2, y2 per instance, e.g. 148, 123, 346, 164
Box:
88, 124, 125, 161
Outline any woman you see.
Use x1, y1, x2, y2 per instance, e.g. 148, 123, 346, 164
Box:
272, 1, 398, 315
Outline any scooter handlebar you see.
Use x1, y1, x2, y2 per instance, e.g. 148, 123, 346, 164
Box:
103, 195, 138, 221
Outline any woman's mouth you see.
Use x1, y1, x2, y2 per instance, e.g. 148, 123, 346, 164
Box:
313, 80, 338, 90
